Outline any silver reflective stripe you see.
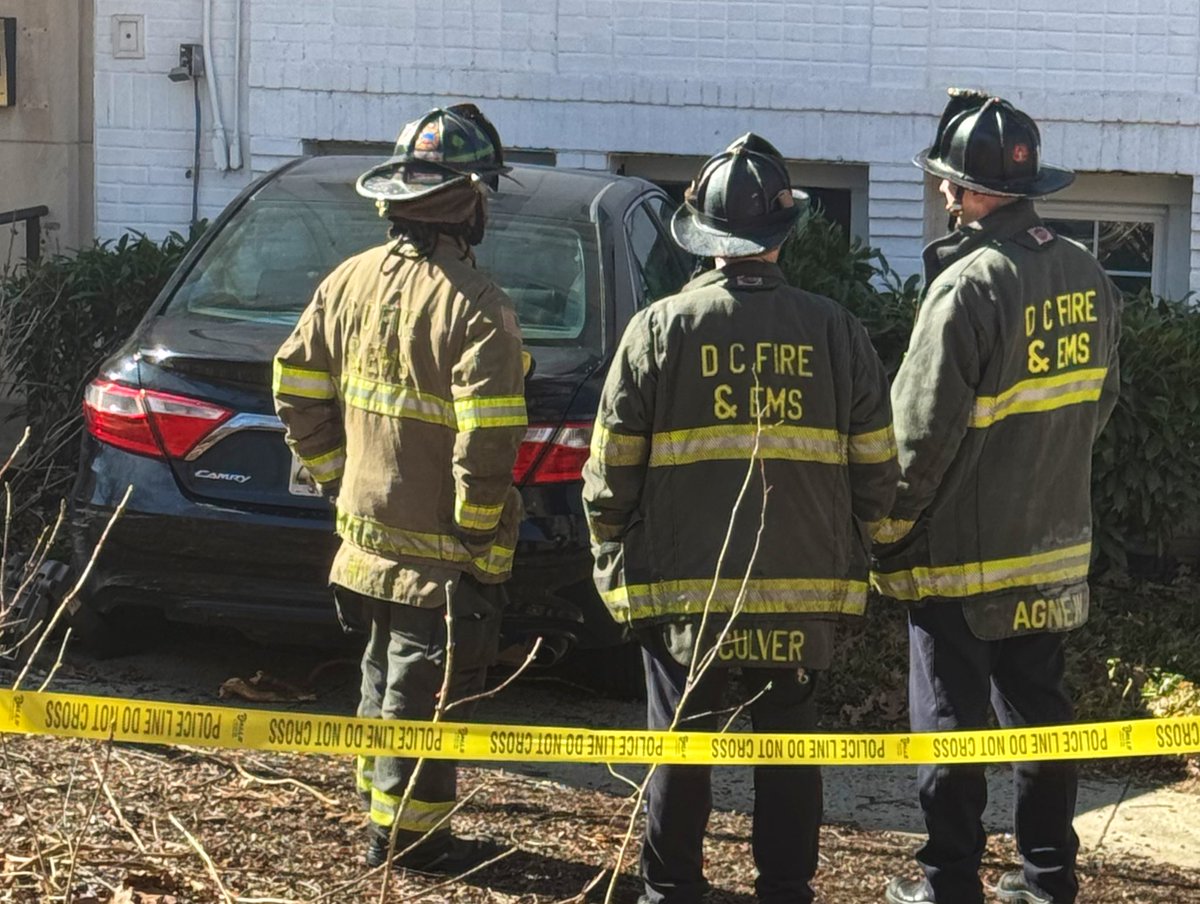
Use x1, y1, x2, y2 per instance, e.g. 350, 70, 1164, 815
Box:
970, 368, 1107, 428
591, 424, 649, 468
273, 362, 337, 400
648, 424, 846, 467
848, 425, 897, 465
601, 577, 868, 622
871, 542, 1093, 601
342, 375, 455, 427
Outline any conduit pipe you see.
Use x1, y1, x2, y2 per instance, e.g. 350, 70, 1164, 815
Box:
228, 0, 243, 169
202, 0, 229, 171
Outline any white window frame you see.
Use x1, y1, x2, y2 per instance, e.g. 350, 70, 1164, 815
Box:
1037, 200, 1166, 296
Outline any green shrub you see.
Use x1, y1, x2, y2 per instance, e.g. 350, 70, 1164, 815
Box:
1090, 291, 1200, 567
778, 209, 921, 376
0, 227, 205, 511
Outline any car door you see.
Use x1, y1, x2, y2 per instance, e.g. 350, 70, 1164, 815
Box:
624, 193, 694, 310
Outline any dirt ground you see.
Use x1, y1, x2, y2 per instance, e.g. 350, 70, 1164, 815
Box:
2, 732, 1199, 904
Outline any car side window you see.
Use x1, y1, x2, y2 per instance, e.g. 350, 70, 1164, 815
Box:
627, 196, 691, 308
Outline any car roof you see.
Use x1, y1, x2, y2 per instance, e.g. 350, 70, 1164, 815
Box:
256, 156, 653, 222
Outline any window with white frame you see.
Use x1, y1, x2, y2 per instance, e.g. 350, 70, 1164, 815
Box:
926, 174, 1191, 298
1037, 200, 1167, 297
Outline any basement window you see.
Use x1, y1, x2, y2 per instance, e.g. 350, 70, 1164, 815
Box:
1043, 217, 1157, 295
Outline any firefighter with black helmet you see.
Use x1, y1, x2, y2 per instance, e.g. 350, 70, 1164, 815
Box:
878, 91, 1122, 904
273, 103, 525, 873
583, 134, 898, 904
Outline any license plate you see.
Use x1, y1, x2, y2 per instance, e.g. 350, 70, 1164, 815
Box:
287, 454, 322, 497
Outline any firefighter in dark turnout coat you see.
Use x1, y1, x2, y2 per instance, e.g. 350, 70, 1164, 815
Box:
583, 135, 898, 904
879, 93, 1122, 904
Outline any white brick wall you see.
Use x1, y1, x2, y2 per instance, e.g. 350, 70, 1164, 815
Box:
94, 0, 1200, 290
95, 0, 251, 238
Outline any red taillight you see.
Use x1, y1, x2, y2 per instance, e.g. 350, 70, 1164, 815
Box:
513, 422, 592, 485
83, 379, 232, 459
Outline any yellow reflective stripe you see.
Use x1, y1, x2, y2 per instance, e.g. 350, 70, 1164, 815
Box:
336, 510, 515, 577
590, 424, 649, 468
871, 541, 1092, 601
648, 424, 847, 467
970, 368, 1107, 428
601, 578, 867, 622
849, 425, 897, 465
342, 375, 455, 428
454, 497, 504, 532
300, 445, 346, 483
355, 755, 374, 793
273, 361, 337, 401
869, 518, 915, 544
368, 791, 455, 830
453, 395, 527, 431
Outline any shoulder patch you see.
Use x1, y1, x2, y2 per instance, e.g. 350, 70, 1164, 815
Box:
1012, 225, 1057, 251
1027, 225, 1055, 245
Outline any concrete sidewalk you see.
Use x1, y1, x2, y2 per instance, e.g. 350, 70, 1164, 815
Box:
511, 749, 1200, 870
481, 688, 1200, 871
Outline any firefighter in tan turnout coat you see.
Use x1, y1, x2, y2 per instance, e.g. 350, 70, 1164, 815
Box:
879, 92, 1122, 904
273, 104, 525, 873
583, 134, 898, 904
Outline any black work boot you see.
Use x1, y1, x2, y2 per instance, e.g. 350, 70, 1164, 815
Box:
994, 871, 1053, 904
885, 877, 936, 904
366, 834, 503, 874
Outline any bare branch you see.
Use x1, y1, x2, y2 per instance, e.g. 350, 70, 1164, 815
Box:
395, 846, 516, 903
170, 812, 235, 904
92, 755, 146, 853
0, 733, 48, 884
1, 482, 13, 610
445, 635, 544, 714
230, 758, 340, 807
14, 484, 132, 690
603, 402, 770, 904
64, 739, 115, 903
604, 763, 642, 793
721, 680, 773, 734
0, 425, 30, 483
554, 866, 609, 904
36, 626, 73, 692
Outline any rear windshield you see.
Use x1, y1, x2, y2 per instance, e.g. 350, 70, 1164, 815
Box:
164, 195, 602, 349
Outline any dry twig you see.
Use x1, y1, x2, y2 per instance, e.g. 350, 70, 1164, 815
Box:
602, 404, 771, 904
14, 484, 133, 690
170, 812, 235, 904
445, 635, 545, 713
64, 739, 116, 903
92, 755, 146, 853
396, 846, 517, 903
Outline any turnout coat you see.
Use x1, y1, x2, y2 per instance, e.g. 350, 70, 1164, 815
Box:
582, 260, 898, 668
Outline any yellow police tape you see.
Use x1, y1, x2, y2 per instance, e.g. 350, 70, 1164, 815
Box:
2, 689, 1199, 766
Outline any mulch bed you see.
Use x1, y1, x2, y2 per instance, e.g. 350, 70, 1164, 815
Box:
1, 735, 1197, 902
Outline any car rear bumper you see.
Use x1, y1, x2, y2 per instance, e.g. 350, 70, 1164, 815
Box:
71, 443, 620, 647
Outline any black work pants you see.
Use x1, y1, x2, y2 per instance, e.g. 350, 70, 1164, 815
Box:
908, 601, 1079, 904
344, 577, 501, 852
640, 635, 822, 904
